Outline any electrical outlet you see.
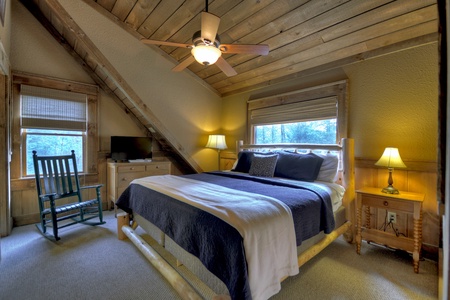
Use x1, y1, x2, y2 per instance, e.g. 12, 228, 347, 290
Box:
388, 211, 397, 223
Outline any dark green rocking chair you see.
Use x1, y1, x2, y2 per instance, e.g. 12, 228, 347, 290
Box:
33, 150, 105, 241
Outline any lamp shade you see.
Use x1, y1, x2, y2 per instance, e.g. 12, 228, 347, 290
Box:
375, 147, 406, 168
191, 45, 221, 65
205, 134, 227, 150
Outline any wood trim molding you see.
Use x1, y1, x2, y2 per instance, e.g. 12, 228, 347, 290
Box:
355, 157, 437, 173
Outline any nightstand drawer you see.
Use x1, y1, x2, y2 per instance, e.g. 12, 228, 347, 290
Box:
362, 195, 414, 213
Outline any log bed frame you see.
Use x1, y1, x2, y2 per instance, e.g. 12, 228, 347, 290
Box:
117, 138, 355, 300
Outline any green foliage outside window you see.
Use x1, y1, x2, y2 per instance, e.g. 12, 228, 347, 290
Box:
25, 129, 84, 175
254, 119, 337, 144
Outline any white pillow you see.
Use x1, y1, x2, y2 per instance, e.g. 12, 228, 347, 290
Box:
316, 153, 339, 182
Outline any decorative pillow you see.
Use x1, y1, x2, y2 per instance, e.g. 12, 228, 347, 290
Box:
316, 152, 339, 182
232, 151, 273, 173
249, 154, 278, 177
274, 151, 324, 181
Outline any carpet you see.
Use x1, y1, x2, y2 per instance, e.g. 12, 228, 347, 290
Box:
0, 211, 438, 300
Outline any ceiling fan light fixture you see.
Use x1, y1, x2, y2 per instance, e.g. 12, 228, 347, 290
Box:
191, 45, 221, 65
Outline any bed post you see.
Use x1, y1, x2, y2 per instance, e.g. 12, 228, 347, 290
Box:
237, 140, 244, 153
342, 138, 355, 242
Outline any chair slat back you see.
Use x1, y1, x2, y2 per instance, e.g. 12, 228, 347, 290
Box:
33, 150, 80, 197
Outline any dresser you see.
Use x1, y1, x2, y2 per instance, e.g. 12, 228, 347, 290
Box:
107, 160, 171, 214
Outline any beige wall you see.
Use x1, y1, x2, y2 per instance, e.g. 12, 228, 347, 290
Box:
11, 0, 223, 172
58, 0, 223, 172
222, 43, 438, 163
345, 43, 438, 162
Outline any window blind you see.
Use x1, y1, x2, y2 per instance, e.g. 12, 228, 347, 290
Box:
21, 85, 87, 131
249, 96, 337, 126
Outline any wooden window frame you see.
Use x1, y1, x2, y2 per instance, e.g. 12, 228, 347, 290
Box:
11, 72, 99, 179
247, 80, 348, 144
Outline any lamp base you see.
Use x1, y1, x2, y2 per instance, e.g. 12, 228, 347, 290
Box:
381, 185, 399, 194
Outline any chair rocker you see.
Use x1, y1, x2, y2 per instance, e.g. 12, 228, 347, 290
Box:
33, 150, 105, 241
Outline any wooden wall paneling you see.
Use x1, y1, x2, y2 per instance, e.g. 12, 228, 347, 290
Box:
355, 167, 378, 188
0, 73, 11, 236
10, 83, 20, 180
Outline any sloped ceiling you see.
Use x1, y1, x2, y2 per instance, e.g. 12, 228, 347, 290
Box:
20, 0, 438, 174
88, 0, 438, 96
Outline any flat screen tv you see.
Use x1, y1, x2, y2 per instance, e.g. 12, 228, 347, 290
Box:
111, 136, 152, 161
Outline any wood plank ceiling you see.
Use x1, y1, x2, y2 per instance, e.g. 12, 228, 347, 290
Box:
90, 0, 438, 96
20, 0, 438, 174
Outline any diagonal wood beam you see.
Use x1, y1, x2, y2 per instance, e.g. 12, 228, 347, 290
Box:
20, 0, 200, 174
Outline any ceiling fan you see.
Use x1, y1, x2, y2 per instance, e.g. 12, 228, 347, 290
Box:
141, 0, 269, 77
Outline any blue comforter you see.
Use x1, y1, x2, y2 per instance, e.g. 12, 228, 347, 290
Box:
116, 171, 335, 300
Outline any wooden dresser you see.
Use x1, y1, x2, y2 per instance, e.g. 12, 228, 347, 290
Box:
107, 160, 171, 213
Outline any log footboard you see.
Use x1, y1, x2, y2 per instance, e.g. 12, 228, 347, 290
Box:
121, 225, 208, 300
118, 213, 352, 299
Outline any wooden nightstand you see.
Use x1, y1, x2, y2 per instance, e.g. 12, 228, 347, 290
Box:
355, 187, 424, 273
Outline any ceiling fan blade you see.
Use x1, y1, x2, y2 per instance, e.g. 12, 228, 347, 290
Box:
172, 56, 196, 72
219, 44, 269, 55
215, 57, 237, 77
141, 39, 191, 49
201, 12, 220, 43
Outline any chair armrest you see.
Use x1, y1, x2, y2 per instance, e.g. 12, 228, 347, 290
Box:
39, 193, 57, 200
80, 184, 104, 190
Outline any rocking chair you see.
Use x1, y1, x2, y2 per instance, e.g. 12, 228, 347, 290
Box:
33, 150, 105, 241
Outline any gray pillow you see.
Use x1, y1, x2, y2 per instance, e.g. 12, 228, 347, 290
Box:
233, 151, 274, 173
249, 154, 278, 177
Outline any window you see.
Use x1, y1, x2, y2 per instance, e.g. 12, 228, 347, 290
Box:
248, 81, 348, 144
254, 119, 337, 144
20, 85, 87, 176
23, 129, 84, 175
12, 73, 99, 179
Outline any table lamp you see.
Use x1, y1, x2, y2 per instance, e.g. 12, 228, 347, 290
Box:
205, 134, 227, 170
375, 147, 406, 194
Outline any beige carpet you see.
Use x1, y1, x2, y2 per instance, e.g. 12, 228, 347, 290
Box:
0, 211, 438, 300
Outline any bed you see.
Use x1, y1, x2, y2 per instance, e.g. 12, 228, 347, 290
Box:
116, 138, 355, 300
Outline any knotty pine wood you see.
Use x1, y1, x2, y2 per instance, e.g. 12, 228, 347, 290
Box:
75, 0, 438, 96
0, 73, 10, 236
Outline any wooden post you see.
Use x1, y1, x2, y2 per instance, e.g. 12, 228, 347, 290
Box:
342, 138, 355, 242
297, 221, 352, 268
117, 212, 130, 240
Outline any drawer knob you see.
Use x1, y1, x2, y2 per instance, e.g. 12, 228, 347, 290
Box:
383, 201, 389, 206
129, 167, 134, 170
121, 178, 127, 181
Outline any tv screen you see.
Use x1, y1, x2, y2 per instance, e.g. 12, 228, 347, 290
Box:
111, 136, 152, 161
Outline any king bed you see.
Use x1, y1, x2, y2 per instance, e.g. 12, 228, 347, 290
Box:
116, 138, 355, 300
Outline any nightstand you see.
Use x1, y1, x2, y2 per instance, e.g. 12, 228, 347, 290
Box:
355, 187, 424, 273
